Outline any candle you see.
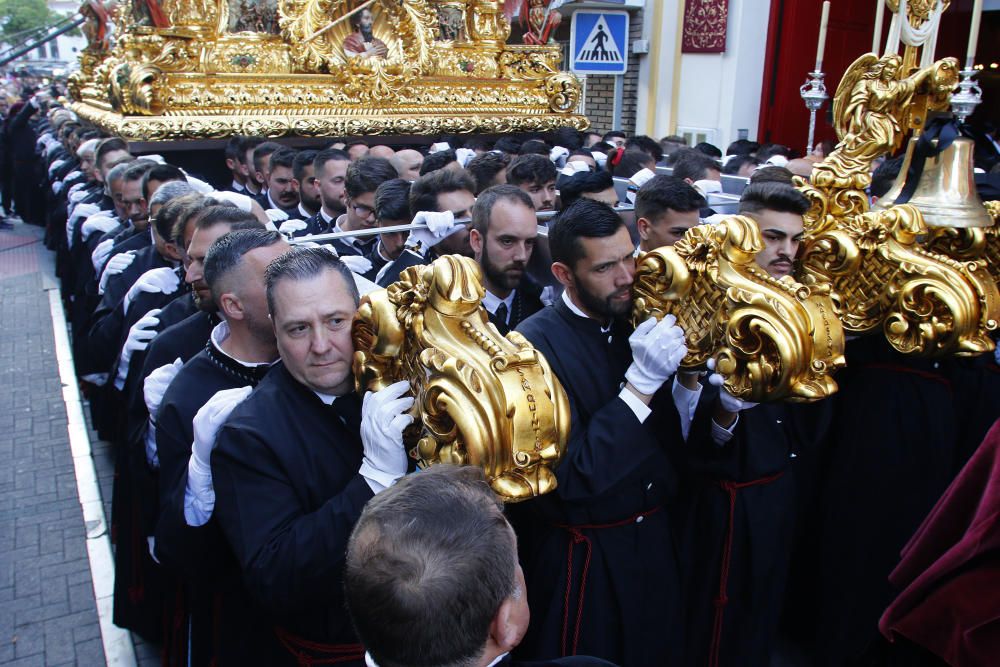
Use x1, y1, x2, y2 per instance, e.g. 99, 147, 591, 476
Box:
816, 1, 831, 72
872, 0, 884, 54
967, 0, 983, 68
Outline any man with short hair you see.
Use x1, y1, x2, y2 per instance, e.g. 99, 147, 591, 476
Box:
737, 182, 807, 279
240, 137, 264, 195
304, 149, 350, 235
367, 178, 411, 280
211, 247, 413, 665
635, 175, 705, 251
323, 155, 397, 257
255, 146, 300, 216
469, 185, 543, 335
557, 170, 618, 208
94, 137, 132, 183
603, 130, 627, 148
506, 154, 557, 212
418, 149, 459, 176
224, 136, 248, 193
390, 148, 423, 180
345, 465, 615, 667
292, 149, 321, 218
252, 141, 283, 193
467, 151, 510, 194
376, 168, 476, 286
672, 149, 722, 185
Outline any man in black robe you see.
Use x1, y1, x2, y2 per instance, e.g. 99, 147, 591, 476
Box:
307, 156, 397, 258
469, 185, 543, 335
364, 178, 411, 282
154, 229, 289, 665
301, 149, 349, 236
211, 247, 414, 665
512, 199, 714, 666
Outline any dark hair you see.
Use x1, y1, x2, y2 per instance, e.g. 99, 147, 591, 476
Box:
549, 199, 625, 267
493, 137, 522, 155
293, 149, 318, 183
313, 148, 351, 174
506, 154, 557, 187
151, 187, 196, 241
603, 130, 626, 143
166, 193, 208, 245
739, 182, 810, 215
238, 136, 264, 165
141, 163, 186, 199
626, 135, 664, 163
518, 139, 550, 156
749, 165, 794, 185
419, 149, 457, 176
349, 6, 371, 30
672, 149, 721, 182
121, 160, 157, 185
466, 151, 510, 195
471, 184, 534, 234
374, 178, 412, 222
550, 126, 582, 151
268, 146, 297, 173
694, 142, 723, 159
722, 154, 760, 176
557, 170, 614, 208
634, 175, 706, 221
346, 156, 398, 199
608, 148, 654, 179
726, 139, 760, 156
462, 136, 492, 152
225, 136, 244, 162
194, 204, 260, 231
409, 168, 475, 217
870, 155, 905, 199
756, 143, 793, 163
346, 139, 369, 150
569, 148, 596, 162
252, 141, 283, 175
204, 229, 284, 300
344, 465, 516, 667
264, 246, 359, 316
95, 137, 129, 168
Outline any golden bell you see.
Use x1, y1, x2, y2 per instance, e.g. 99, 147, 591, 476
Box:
873, 136, 993, 228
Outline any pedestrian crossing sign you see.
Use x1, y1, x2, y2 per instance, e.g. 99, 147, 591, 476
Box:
571, 10, 629, 75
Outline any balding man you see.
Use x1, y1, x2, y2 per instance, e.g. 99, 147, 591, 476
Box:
390, 148, 424, 180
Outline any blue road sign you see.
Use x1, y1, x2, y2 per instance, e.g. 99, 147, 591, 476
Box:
570, 10, 629, 75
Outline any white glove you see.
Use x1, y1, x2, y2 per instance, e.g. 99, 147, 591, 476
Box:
561, 161, 591, 177
115, 309, 161, 390
53, 180, 65, 195
185, 175, 214, 194
91, 239, 115, 272
624, 315, 688, 396
185, 386, 253, 526
629, 167, 656, 189
68, 184, 87, 202
278, 219, 308, 235
404, 210, 464, 254
550, 146, 570, 167
144, 357, 183, 418
48, 159, 66, 177
65, 170, 82, 183
455, 147, 476, 167
429, 141, 451, 153
359, 380, 414, 491
81, 213, 118, 239
265, 208, 289, 223
210, 190, 253, 212
124, 267, 181, 314
340, 254, 373, 275
98, 251, 136, 294
592, 151, 608, 168
707, 358, 759, 413
68, 203, 101, 244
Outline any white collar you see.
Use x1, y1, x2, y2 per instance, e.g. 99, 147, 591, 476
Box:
364, 651, 508, 667
210, 321, 273, 368
561, 290, 612, 334
312, 391, 339, 406
482, 289, 516, 321
266, 191, 282, 211
320, 208, 335, 224
334, 215, 363, 248
298, 202, 314, 219
230, 179, 245, 193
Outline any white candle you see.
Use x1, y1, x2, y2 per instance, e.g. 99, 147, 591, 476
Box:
872, 0, 884, 54
816, 1, 831, 72
967, 0, 983, 68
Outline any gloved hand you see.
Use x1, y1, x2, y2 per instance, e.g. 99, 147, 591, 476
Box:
455, 147, 476, 167
624, 315, 688, 396
550, 146, 570, 167
124, 267, 181, 314
278, 219, 308, 235
68, 184, 87, 202
706, 358, 759, 413
185, 175, 214, 194
359, 380, 414, 491
98, 251, 136, 295
91, 239, 115, 272
81, 214, 118, 239
68, 203, 101, 243
340, 254, 373, 275
48, 159, 66, 177
53, 180, 65, 195
561, 161, 591, 177
144, 357, 183, 418
64, 170, 82, 183
429, 141, 451, 153
209, 190, 253, 212
115, 309, 161, 390
405, 211, 464, 254
191, 386, 252, 468
265, 208, 289, 223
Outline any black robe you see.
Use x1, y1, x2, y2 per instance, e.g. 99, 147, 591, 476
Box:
488, 278, 544, 336
511, 300, 687, 666
154, 336, 273, 666
212, 363, 372, 666
376, 248, 428, 287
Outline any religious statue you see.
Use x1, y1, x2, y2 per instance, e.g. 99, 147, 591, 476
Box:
504, 0, 562, 45
129, 0, 170, 28
343, 7, 388, 58
228, 0, 281, 34
435, 3, 466, 41
80, 0, 112, 52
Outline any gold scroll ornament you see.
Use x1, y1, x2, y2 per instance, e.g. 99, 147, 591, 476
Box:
632, 216, 845, 403
796, 53, 999, 356
352, 255, 570, 502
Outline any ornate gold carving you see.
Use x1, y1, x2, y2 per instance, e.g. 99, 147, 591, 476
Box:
352, 255, 570, 502
632, 217, 845, 403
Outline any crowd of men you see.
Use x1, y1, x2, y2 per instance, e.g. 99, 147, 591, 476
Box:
5, 87, 1000, 667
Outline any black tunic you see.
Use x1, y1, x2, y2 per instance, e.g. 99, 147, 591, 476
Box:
511, 300, 686, 666
212, 363, 372, 666
488, 278, 544, 336
154, 335, 273, 666
376, 248, 428, 287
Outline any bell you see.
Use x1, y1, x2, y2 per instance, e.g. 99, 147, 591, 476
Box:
873, 136, 993, 228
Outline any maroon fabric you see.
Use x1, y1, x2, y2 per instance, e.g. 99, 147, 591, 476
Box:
879, 419, 1000, 666
682, 0, 729, 53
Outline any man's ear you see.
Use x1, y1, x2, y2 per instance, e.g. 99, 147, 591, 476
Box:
550, 261, 574, 289
225, 157, 237, 172
219, 292, 243, 322
163, 241, 183, 263
636, 216, 651, 241
488, 597, 522, 653
469, 228, 484, 257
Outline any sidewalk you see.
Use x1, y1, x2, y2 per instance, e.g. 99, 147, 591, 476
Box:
0, 221, 156, 666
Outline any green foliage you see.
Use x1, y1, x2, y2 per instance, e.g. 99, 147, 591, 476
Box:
0, 0, 75, 45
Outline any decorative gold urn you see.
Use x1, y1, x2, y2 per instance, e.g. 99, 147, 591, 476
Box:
352, 255, 570, 502
69, 0, 587, 141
